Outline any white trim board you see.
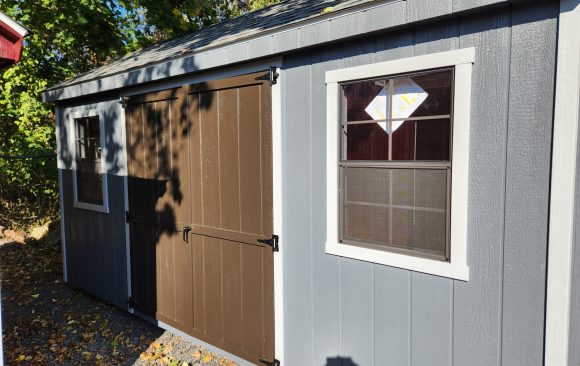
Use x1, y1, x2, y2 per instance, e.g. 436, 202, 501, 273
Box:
544, 0, 580, 364
325, 48, 475, 281
271, 63, 285, 365
0, 11, 28, 37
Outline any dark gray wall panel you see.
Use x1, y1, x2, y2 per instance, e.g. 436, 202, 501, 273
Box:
56, 96, 129, 310
282, 2, 557, 365
502, 2, 558, 365
60, 170, 128, 309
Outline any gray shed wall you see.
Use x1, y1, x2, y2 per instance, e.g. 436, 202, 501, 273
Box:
56, 96, 128, 309
569, 106, 580, 365
281, 2, 558, 365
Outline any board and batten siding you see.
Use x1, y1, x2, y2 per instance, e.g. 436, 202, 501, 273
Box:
281, 1, 558, 365
56, 96, 128, 309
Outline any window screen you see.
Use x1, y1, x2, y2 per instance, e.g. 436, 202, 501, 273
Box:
339, 69, 453, 261
75, 116, 103, 205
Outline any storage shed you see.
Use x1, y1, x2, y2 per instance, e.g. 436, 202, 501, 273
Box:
0, 11, 28, 69
42, 0, 580, 365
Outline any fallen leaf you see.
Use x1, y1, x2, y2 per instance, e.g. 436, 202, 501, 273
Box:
31, 294, 39, 298
202, 353, 213, 363
16, 355, 26, 361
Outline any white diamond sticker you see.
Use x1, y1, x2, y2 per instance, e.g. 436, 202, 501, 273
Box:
364, 77, 428, 134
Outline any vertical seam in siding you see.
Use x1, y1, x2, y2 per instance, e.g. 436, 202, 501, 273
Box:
499, 6, 514, 366
169, 99, 176, 319
308, 56, 315, 366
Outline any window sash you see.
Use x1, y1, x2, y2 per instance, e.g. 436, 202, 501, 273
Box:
337, 68, 454, 261
74, 116, 103, 205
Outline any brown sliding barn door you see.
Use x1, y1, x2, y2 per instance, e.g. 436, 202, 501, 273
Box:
125, 71, 275, 364
186, 72, 274, 364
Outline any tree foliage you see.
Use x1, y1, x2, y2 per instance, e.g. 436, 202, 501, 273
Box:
0, 0, 279, 229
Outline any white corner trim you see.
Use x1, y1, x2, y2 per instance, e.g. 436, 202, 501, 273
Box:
68, 109, 110, 213
57, 169, 68, 283
120, 100, 133, 313
271, 64, 285, 365
0, 11, 28, 37
325, 49, 474, 281
325, 48, 475, 83
545, 1, 580, 365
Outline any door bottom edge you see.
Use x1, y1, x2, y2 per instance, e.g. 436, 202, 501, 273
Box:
157, 320, 259, 366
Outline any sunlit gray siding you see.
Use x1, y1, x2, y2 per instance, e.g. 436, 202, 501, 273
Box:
280, 1, 558, 365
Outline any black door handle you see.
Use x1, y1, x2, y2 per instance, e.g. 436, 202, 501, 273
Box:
182, 226, 192, 242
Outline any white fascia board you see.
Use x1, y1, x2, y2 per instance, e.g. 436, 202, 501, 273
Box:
0, 11, 28, 37
544, 0, 580, 364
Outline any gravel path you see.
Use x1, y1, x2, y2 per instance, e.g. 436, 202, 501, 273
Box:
1, 227, 239, 366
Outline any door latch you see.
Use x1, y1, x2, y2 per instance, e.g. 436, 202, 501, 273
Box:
182, 226, 192, 242
257, 234, 279, 252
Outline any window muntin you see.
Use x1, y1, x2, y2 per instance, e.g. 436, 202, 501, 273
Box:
74, 116, 103, 205
338, 68, 453, 261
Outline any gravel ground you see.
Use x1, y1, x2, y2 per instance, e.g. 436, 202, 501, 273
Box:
0, 225, 238, 366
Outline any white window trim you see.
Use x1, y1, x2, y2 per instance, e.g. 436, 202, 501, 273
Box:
325, 48, 474, 281
68, 109, 110, 213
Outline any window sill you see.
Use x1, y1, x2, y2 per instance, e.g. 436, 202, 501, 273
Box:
326, 240, 469, 281
73, 200, 110, 213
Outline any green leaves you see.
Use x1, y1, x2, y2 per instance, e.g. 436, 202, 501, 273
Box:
0, 0, 279, 229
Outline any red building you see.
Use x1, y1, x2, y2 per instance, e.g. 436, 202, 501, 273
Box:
0, 11, 28, 69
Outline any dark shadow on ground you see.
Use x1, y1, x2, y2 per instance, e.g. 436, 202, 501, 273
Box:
0, 225, 163, 365
0, 223, 239, 365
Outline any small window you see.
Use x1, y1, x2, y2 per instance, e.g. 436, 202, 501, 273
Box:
70, 111, 108, 212
326, 49, 474, 280
75, 116, 103, 204
340, 69, 452, 261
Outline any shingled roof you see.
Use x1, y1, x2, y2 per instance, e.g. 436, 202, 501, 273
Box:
48, 0, 377, 91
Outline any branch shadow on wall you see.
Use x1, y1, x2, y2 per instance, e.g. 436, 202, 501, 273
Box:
56, 58, 211, 323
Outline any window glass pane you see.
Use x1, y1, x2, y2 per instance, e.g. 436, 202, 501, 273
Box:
343, 80, 386, 122
345, 123, 389, 160
404, 70, 453, 118
391, 119, 451, 161
76, 116, 103, 205
343, 167, 448, 259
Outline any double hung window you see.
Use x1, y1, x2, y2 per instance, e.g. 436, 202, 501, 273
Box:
326, 49, 474, 280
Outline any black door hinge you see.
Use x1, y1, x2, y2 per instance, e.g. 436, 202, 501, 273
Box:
255, 66, 279, 86
125, 211, 131, 223
119, 96, 129, 109
127, 296, 136, 309
259, 358, 280, 366
257, 234, 279, 252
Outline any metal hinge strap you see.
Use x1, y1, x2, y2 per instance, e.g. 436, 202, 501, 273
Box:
255, 66, 279, 86
125, 211, 131, 223
259, 358, 280, 366
257, 234, 279, 252
127, 296, 136, 309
